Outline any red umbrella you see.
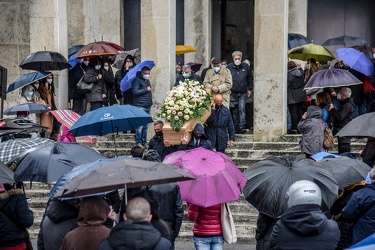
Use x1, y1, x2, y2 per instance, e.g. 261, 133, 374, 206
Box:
75, 42, 120, 58
96, 41, 125, 51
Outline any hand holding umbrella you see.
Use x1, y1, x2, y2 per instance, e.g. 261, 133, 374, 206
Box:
120, 60, 155, 92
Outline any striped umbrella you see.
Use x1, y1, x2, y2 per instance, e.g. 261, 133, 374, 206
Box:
50, 110, 96, 144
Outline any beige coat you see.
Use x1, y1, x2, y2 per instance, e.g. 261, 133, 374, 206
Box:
203, 68, 233, 108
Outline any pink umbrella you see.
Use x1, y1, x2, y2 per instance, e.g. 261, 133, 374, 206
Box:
163, 148, 247, 207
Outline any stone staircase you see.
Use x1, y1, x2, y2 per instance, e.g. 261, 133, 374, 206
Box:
25, 133, 367, 243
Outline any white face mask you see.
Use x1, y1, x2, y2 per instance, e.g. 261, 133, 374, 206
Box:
143, 74, 150, 80
47, 79, 52, 84
337, 93, 341, 100
214, 67, 221, 73
306, 63, 311, 70
128, 62, 133, 68
83, 61, 89, 66
104, 66, 109, 71
95, 65, 101, 70
234, 60, 241, 66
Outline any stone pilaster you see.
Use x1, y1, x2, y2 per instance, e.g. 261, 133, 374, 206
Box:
288, 0, 308, 35
141, 0, 176, 119
253, 0, 289, 141
184, 0, 212, 70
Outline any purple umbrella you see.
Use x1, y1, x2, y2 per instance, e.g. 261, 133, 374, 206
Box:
187, 62, 202, 72
304, 68, 362, 90
337, 48, 375, 76
163, 148, 247, 208
120, 60, 155, 92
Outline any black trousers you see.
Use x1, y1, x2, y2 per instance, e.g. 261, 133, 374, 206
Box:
288, 102, 304, 131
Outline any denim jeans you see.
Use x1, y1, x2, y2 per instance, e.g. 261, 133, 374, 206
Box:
135, 106, 150, 145
193, 236, 224, 250
354, 101, 367, 118
231, 92, 247, 130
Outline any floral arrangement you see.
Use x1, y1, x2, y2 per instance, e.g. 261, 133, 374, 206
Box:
158, 79, 212, 132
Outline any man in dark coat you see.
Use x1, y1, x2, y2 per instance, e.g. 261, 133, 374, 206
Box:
0, 183, 34, 249
148, 120, 178, 161
328, 87, 355, 154
205, 94, 235, 153
68, 58, 88, 115
132, 66, 153, 146
228, 51, 253, 134
37, 198, 79, 250
98, 197, 172, 250
178, 123, 213, 151
174, 64, 201, 86
269, 180, 340, 250
342, 168, 375, 245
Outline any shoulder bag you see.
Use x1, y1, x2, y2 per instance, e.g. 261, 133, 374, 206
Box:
221, 202, 237, 244
76, 69, 94, 94
323, 127, 335, 150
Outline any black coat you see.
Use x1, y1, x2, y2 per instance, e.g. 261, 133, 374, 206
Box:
330, 97, 354, 144
0, 189, 34, 247
174, 73, 202, 86
269, 204, 340, 250
97, 221, 172, 250
102, 67, 117, 105
287, 68, 307, 105
361, 138, 375, 167
255, 213, 277, 250
115, 69, 134, 104
84, 67, 107, 103
205, 105, 235, 149
227, 62, 253, 93
37, 199, 79, 250
148, 183, 184, 239
178, 123, 213, 151
132, 71, 153, 108
68, 64, 86, 100
148, 134, 178, 161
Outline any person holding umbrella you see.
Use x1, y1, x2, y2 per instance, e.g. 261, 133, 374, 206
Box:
114, 55, 136, 105
18, 84, 38, 123
102, 59, 117, 106
84, 57, 107, 111
69, 57, 89, 115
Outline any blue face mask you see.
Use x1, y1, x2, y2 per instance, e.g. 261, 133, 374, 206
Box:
28, 91, 34, 97
183, 73, 190, 78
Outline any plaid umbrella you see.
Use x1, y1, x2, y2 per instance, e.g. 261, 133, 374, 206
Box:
0, 138, 53, 164
50, 110, 96, 143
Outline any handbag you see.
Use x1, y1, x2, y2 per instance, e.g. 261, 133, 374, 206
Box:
323, 127, 335, 150
76, 75, 94, 94
221, 203, 237, 244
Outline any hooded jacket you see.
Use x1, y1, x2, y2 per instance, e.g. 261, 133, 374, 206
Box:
132, 71, 153, 108
287, 67, 307, 105
37, 199, 79, 250
297, 106, 326, 155
178, 123, 213, 151
98, 221, 172, 250
60, 196, 110, 250
0, 187, 34, 247
269, 204, 340, 250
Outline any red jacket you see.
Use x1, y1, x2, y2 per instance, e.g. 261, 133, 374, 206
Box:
188, 204, 222, 236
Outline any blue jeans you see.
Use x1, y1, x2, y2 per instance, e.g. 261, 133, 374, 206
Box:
194, 236, 223, 250
135, 106, 150, 145
231, 92, 247, 130
354, 101, 367, 118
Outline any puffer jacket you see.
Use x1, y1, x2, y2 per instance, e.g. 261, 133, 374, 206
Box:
269, 204, 340, 250
297, 106, 326, 155
227, 62, 253, 93
37, 199, 79, 250
287, 67, 307, 105
342, 182, 375, 245
132, 71, 153, 108
178, 123, 213, 151
188, 204, 222, 237
60, 196, 110, 250
205, 105, 235, 150
84, 66, 107, 102
0, 188, 34, 247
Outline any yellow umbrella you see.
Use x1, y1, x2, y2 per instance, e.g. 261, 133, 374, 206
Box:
176, 45, 197, 55
288, 43, 335, 62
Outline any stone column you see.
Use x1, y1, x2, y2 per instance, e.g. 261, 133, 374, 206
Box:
29, 0, 69, 109
141, 0, 176, 119
184, 0, 212, 71
253, 0, 289, 141
288, 0, 308, 35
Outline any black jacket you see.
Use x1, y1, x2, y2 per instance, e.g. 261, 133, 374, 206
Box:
132, 71, 153, 108
178, 123, 213, 151
287, 68, 307, 105
98, 221, 172, 250
227, 62, 253, 93
37, 199, 79, 250
255, 213, 277, 250
102, 67, 117, 105
114, 69, 134, 104
361, 138, 375, 167
68, 64, 86, 100
331, 97, 355, 144
0, 188, 34, 247
174, 73, 202, 86
205, 105, 235, 149
84, 67, 107, 103
148, 134, 178, 161
269, 204, 340, 250
148, 183, 184, 239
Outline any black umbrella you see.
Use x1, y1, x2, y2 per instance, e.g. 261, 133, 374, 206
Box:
9, 142, 106, 183
288, 33, 312, 50
52, 158, 195, 199
19, 51, 70, 71
4, 103, 50, 115
336, 112, 375, 138
68, 45, 84, 57
243, 155, 339, 219
322, 35, 369, 47
318, 156, 371, 189
0, 160, 14, 184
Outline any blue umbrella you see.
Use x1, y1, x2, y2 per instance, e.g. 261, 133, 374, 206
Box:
120, 60, 155, 92
337, 48, 375, 76
6, 71, 51, 94
347, 232, 375, 249
311, 152, 341, 162
68, 52, 81, 70
69, 105, 153, 155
